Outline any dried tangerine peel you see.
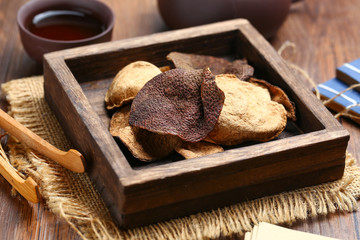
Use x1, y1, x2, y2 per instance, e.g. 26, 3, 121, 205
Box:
166, 52, 254, 80
159, 66, 171, 72
175, 141, 224, 159
224, 59, 255, 81
105, 61, 162, 110
129, 68, 225, 142
205, 74, 287, 146
167, 52, 230, 73
110, 105, 181, 161
248, 78, 296, 121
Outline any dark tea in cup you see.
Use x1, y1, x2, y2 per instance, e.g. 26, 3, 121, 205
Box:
28, 9, 106, 41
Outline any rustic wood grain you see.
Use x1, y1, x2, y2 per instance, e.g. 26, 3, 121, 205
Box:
0, 0, 359, 239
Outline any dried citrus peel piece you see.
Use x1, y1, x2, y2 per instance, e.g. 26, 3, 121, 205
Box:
248, 78, 296, 121
129, 68, 225, 142
175, 141, 224, 159
205, 74, 287, 146
167, 51, 254, 81
109, 105, 181, 161
105, 61, 162, 110
110, 105, 223, 161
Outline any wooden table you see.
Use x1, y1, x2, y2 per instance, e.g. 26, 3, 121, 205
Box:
0, 0, 359, 239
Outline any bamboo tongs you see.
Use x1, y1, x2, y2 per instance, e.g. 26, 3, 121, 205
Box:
0, 109, 85, 173
0, 108, 85, 202
0, 143, 40, 203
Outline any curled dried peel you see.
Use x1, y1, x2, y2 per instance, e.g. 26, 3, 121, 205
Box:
248, 78, 296, 121
110, 105, 221, 161
167, 52, 254, 80
109, 105, 181, 161
205, 74, 287, 146
105, 61, 161, 110
129, 68, 225, 142
224, 59, 255, 81
167, 51, 230, 73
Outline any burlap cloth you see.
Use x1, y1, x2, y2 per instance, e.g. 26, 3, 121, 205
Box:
2, 76, 360, 239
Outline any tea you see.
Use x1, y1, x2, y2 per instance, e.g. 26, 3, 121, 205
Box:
28, 9, 105, 41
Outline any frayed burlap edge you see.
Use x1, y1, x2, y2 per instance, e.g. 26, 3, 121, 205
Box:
1, 76, 360, 240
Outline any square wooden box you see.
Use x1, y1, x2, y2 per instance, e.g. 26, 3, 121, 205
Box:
43, 19, 349, 228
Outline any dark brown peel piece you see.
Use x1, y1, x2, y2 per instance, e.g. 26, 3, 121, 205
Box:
166, 51, 254, 80
129, 68, 225, 142
248, 78, 296, 121
167, 51, 230, 73
224, 59, 254, 81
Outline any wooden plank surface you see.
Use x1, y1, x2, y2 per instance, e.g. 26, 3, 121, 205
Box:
0, 0, 359, 239
271, 1, 360, 240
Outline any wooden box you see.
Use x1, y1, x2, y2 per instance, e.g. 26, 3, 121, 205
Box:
43, 19, 349, 228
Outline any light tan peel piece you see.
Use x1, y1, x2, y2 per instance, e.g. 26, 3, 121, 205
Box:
105, 61, 162, 110
205, 74, 287, 146
175, 141, 224, 159
248, 78, 296, 121
109, 105, 181, 162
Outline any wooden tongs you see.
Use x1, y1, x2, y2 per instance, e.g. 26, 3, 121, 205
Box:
0, 144, 40, 203
0, 108, 85, 203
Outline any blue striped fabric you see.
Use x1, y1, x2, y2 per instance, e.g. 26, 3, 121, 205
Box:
316, 78, 360, 115
337, 58, 360, 85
